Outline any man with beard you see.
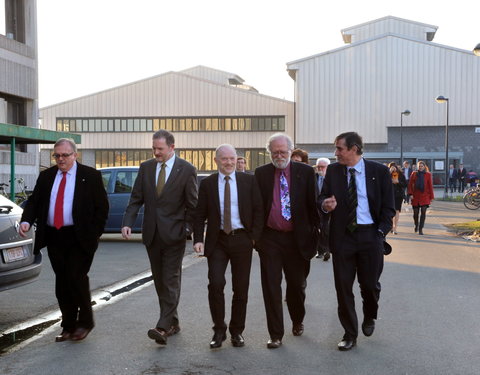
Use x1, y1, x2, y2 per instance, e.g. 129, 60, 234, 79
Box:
254, 133, 319, 349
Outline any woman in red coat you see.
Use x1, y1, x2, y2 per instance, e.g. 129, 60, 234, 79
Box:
407, 161, 434, 235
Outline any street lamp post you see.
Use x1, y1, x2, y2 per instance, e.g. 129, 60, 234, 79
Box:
400, 110, 411, 165
435, 96, 449, 198
473, 43, 480, 56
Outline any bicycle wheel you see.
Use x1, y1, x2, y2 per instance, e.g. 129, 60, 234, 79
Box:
463, 190, 480, 210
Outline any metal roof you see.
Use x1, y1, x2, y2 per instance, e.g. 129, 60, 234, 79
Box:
0, 122, 81, 144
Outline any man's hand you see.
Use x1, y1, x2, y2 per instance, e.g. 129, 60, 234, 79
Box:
121, 226, 132, 240
18, 222, 31, 238
322, 195, 337, 213
193, 242, 204, 255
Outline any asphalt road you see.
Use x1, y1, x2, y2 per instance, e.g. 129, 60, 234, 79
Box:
0, 200, 479, 374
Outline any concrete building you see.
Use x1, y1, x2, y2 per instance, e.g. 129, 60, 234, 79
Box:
0, 0, 39, 190
40, 65, 294, 172
287, 16, 480, 186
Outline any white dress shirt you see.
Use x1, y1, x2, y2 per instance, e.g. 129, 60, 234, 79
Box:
218, 172, 243, 231
48, 162, 77, 227
348, 158, 374, 225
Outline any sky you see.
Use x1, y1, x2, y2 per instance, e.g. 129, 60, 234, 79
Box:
32, 0, 480, 107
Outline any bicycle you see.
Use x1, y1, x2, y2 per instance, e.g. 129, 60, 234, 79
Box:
463, 186, 480, 210
0, 178, 32, 208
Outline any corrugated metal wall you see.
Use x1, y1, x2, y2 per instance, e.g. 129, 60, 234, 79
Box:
40, 71, 294, 150
289, 35, 480, 144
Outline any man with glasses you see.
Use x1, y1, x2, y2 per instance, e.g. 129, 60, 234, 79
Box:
254, 133, 319, 349
19, 138, 109, 342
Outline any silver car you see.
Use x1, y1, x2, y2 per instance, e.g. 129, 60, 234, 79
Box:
0, 195, 40, 291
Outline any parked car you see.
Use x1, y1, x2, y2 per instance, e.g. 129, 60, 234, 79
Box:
0, 195, 41, 292
99, 166, 210, 233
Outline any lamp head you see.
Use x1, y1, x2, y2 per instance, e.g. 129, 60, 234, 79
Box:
435, 96, 448, 103
473, 43, 480, 56
402, 110, 411, 116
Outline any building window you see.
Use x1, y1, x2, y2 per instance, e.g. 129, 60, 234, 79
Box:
57, 116, 286, 133
94, 148, 269, 171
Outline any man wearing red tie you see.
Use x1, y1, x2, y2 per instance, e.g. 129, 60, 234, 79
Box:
19, 138, 109, 342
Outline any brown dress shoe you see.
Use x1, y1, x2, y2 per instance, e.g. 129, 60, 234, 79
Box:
55, 330, 72, 342
292, 323, 304, 336
71, 327, 92, 341
166, 325, 181, 337
148, 327, 168, 345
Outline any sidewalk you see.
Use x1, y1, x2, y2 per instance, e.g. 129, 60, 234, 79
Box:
1, 200, 479, 375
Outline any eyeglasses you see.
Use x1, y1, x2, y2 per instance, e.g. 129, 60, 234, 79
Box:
52, 152, 74, 159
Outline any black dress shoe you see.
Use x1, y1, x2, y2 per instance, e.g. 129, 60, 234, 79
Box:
267, 338, 282, 349
231, 333, 245, 347
362, 318, 375, 337
166, 325, 181, 336
71, 327, 93, 341
338, 338, 356, 351
210, 332, 226, 349
292, 323, 304, 336
323, 252, 330, 261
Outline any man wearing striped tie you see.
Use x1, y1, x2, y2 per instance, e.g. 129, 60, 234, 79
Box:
254, 133, 319, 349
19, 138, 109, 342
319, 132, 395, 351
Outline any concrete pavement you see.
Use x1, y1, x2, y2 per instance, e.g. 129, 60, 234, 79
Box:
0, 200, 479, 374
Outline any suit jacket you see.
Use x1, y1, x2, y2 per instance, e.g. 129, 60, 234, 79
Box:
458, 168, 467, 180
319, 159, 395, 253
255, 161, 320, 260
123, 157, 198, 247
21, 163, 109, 255
193, 172, 263, 257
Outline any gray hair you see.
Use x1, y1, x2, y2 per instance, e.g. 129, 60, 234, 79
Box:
266, 133, 294, 153
215, 144, 237, 158
54, 138, 77, 153
316, 157, 331, 165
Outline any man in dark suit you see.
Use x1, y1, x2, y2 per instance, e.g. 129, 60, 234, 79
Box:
319, 132, 395, 351
458, 164, 467, 192
122, 130, 197, 345
19, 138, 109, 342
193, 144, 263, 349
255, 133, 319, 349
448, 164, 458, 193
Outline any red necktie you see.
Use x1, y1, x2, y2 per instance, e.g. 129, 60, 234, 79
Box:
54, 172, 67, 229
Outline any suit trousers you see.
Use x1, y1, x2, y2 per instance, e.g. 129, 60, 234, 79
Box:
207, 230, 253, 335
332, 226, 384, 340
146, 230, 186, 330
46, 226, 95, 333
258, 227, 309, 340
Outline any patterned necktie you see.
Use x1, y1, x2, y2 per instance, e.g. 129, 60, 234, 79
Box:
54, 172, 67, 229
318, 175, 324, 192
223, 176, 232, 234
156, 163, 166, 196
280, 171, 291, 221
347, 168, 358, 232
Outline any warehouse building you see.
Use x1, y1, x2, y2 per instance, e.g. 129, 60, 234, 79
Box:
287, 16, 480, 186
40, 66, 294, 172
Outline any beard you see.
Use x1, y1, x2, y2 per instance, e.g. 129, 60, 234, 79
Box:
271, 156, 290, 169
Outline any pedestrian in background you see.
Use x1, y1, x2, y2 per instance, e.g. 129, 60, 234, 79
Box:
402, 161, 412, 204
291, 148, 309, 164
388, 162, 407, 234
236, 156, 247, 173
254, 133, 319, 349
19, 138, 109, 342
315, 157, 331, 261
193, 144, 263, 349
122, 129, 198, 345
407, 160, 434, 235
